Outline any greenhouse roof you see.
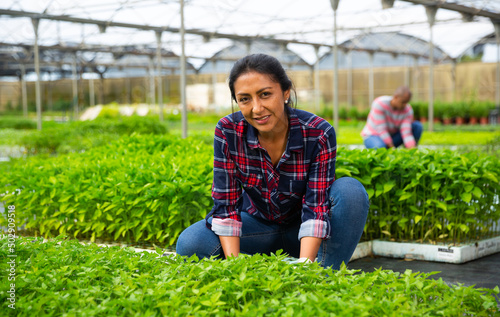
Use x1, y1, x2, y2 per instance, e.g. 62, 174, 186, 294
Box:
0, 0, 499, 75
341, 32, 448, 61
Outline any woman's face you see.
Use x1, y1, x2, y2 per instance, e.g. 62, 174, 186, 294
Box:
233, 71, 290, 137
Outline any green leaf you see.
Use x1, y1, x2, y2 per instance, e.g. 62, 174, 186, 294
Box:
335, 168, 352, 177
398, 192, 413, 201
465, 208, 475, 215
472, 186, 483, 198
383, 182, 395, 194
366, 188, 375, 199
460, 192, 472, 203
483, 172, 498, 183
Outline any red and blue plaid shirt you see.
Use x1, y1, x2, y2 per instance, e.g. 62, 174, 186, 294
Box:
208, 109, 337, 240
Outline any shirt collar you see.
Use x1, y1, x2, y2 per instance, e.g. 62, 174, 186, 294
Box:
245, 109, 304, 152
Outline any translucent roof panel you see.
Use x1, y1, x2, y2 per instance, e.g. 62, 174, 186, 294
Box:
341, 32, 448, 60
449, 0, 500, 13
198, 40, 310, 74
0, 0, 499, 71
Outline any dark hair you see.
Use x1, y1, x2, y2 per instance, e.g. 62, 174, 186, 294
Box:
228, 54, 297, 111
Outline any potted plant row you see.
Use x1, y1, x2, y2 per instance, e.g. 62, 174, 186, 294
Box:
412, 100, 495, 125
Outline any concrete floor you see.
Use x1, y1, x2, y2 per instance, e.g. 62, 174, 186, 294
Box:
349, 251, 500, 305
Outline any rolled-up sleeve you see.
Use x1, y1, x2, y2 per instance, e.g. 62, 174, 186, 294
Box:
210, 121, 242, 237
298, 127, 336, 240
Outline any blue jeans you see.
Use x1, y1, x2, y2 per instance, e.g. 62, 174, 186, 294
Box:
364, 121, 423, 149
176, 177, 369, 270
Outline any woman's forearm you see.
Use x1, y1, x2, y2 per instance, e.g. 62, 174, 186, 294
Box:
299, 236, 322, 262
219, 236, 240, 258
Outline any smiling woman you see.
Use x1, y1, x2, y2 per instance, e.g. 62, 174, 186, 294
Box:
176, 54, 369, 271
234, 71, 290, 166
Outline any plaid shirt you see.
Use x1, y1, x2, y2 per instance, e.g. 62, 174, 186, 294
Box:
208, 109, 336, 240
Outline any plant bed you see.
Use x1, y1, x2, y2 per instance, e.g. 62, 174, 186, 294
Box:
370, 236, 500, 264
1, 236, 499, 316
2, 140, 500, 249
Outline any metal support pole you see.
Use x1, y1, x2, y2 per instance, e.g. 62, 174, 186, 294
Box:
72, 53, 79, 119
32, 18, 42, 130
89, 77, 95, 107
155, 31, 164, 121
369, 52, 375, 105
20, 63, 28, 118
180, 0, 187, 138
47, 72, 53, 112
493, 20, 500, 109
245, 41, 251, 55
413, 56, 419, 101
314, 46, 321, 114
426, 5, 438, 132
404, 55, 410, 87
381, 0, 395, 9
126, 77, 131, 104
330, 0, 340, 132
347, 51, 353, 107
451, 60, 456, 102
211, 59, 217, 111
148, 56, 155, 106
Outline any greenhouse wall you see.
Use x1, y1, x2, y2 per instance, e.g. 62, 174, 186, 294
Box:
0, 61, 498, 112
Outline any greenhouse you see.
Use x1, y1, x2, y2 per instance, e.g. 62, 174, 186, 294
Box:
1, 0, 500, 315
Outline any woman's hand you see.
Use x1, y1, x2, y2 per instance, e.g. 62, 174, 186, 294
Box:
219, 236, 240, 258
299, 237, 322, 262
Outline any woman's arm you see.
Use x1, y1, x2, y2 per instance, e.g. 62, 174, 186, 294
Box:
299, 237, 322, 262
297, 120, 337, 261
211, 120, 243, 238
220, 236, 240, 258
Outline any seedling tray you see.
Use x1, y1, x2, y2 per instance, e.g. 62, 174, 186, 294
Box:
349, 241, 372, 262
370, 236, 500, 264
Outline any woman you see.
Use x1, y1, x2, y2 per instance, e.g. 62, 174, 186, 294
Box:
176, 54, 368, 270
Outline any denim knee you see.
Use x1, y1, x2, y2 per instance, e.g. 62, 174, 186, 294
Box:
329, 177, 369, 216
175, 227, 195, 256
412, 121, 423, 144
175, 219, 221, 258
364, 135, 387, 149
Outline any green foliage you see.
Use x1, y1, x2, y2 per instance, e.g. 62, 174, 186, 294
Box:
0, 129, 32, 146
470, 101, 492, 118
338, 107, 348, 120
348, 107, 359, 121
459, 54, 483, 63
336, 149, 500, 244
485, 135, 500, 158
2, 134, 500, 246
53, 98, 72, 112
19, 116, 168, 155
1, 134, 212, 246
357, 108, 370, 121
420, 130, 500, 146
317, 106, 366, 122
98, 104, 121, 119
0, 117, 37, 130
411, 101, 428, 120
0, 236, 498, 316
317, 106, 333, 120
413, 100, 496, 120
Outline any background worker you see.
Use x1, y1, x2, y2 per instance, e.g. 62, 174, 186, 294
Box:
361, 86, 423, 149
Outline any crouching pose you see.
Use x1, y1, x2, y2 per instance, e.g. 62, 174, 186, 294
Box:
176, 54, 369, 270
